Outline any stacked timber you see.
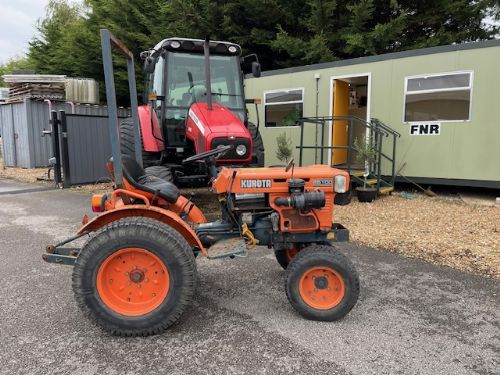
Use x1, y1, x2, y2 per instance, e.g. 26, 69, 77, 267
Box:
3, 74, 67, 103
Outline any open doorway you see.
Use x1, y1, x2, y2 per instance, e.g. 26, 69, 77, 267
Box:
329, 74, 371, 167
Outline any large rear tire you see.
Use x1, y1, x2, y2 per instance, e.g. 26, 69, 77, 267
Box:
120, 119, 160, 168
145, 165, 174, 183
248, 122, 264, 167
72, 217, 197, 336
286, 245, 359, 321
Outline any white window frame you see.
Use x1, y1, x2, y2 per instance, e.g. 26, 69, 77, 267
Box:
403, 70, 474, 124
263, 87, 304, 128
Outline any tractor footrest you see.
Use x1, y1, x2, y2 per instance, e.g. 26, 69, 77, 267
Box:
42, 252, 77, 265
329, 223, 349, 242
176, 174, 209, 187
43, 246, 80, 265
207, 238, 247, 259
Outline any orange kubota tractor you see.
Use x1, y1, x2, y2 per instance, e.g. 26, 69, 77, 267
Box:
42, 30, 359, 336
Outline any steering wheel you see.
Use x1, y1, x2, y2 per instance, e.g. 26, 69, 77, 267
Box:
183, 145, 233, 164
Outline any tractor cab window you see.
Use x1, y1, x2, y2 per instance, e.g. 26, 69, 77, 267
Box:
166, 52, 244, 111
152, 56, 164, 97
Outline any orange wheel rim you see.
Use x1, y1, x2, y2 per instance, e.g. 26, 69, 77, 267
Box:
299, 266, 345, 310
286, 246, 299, 262
96, 248, 170, 316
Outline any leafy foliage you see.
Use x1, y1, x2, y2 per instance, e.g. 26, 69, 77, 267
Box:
354, 137, 377, 164
0, 57, 34, 87
276, 132, 293, 162
16, 0, 500, 104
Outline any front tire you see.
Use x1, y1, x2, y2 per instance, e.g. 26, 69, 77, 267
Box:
285, 245, 359, 321
72, 217, 197, 336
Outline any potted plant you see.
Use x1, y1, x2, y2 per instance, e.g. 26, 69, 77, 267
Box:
275, 132, 293, 165
354, 137, 378, 202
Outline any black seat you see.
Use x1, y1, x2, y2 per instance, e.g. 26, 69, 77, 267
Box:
121, 156, 180, 204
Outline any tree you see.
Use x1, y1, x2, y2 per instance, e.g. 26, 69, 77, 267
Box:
276, 132, 293, 162
270, 0, 499, 65
20, 0, 500, 105
28, 0, 83, 75
0, 57, 34, 87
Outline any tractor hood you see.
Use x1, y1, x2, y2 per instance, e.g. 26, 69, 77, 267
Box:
187, 102, 249, 137
185, 102, 253, 163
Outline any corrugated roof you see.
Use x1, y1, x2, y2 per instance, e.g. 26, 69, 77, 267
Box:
248, 39, 500, 78
2, 74, 67, 83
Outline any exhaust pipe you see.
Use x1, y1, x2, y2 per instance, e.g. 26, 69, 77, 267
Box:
204, 37, 213, 110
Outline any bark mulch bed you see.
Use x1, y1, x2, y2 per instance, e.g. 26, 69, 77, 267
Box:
335, 194, 500, 279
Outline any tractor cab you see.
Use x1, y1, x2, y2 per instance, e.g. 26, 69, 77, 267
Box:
137, 38, 264, 182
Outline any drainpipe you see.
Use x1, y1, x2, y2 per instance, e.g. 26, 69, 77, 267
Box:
314, 73, 321, 163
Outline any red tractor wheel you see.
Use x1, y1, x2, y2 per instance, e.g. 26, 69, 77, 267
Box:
72, 217, 197, 336
285, 245, 359, 321
248, 122, 264, 167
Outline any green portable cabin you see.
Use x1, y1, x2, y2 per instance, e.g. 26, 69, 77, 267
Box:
244, 39, 500, 189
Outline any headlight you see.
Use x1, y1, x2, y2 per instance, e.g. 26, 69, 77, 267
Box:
228, 46, 237, 53
236, 144, 247, 156
170, 41, 181, 49
334, 175, 347, 193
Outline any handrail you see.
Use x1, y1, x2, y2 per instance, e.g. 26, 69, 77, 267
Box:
371, 118, 401, 137
299, 115, 390, 137
296, 115, 399, 192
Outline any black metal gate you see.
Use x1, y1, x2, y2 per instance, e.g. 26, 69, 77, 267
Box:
49, 110, 127, 187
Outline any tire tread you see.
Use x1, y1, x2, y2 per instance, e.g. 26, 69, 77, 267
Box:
72, 216, 196, 337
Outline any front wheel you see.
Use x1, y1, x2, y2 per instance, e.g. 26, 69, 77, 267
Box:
72, 217, 197, 336
248, 122, 264, 167
285, 245, 359, 321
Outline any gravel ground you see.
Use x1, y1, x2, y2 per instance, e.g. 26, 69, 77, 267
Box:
335, 194, 500, 279
0, 184, 499, 375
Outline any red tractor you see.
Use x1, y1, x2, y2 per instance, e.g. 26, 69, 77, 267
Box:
121, 37, 264, 185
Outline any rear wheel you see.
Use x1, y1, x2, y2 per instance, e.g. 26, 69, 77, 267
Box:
120, 119, 160, 168
285, 245, 359, 321
248, 122, 264, 167
274, 245, 300, 270
72, 217, 197, 336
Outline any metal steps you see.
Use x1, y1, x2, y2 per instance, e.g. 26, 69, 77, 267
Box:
379, 186, 394, 194
350, 172, 394, 195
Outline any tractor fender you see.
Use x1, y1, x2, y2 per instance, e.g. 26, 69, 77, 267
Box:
78, 205, 206, 256
138, 104, 164, 152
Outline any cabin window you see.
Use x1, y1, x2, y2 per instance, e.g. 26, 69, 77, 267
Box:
264, 88, 304, 127
404, 72, 472, 122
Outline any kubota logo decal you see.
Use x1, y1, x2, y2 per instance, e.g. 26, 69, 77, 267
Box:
240, 179, 272, 188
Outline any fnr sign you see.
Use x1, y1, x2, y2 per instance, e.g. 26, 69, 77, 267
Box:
409, 123, 440, 136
